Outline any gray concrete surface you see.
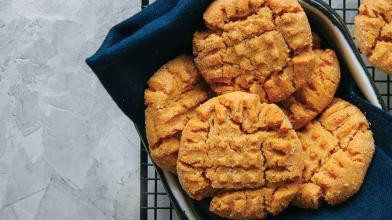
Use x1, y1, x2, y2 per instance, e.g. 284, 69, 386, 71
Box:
0, 0, 141, 219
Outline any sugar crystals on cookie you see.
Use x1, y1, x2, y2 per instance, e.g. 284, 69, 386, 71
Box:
144, 55, 212, 173
193, 0, 315, 103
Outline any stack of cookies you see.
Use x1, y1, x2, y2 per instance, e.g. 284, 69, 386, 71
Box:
145, 0, 377, 219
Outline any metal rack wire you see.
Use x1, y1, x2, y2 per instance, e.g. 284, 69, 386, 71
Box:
139, 0, 392, 219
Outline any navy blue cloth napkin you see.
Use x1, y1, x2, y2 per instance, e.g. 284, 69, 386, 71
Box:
86, 0, 392, 219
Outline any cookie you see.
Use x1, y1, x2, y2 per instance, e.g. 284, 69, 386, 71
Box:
193, 0, 315, 103
210, 184, 298, 219
144, 55, 211, 173
355, 0, 392, 75
177, 91, 303, 218
280, 49, 340, 130
292, 98, 375, 209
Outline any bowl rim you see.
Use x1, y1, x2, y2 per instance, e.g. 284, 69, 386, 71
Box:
302, 0, 386, 110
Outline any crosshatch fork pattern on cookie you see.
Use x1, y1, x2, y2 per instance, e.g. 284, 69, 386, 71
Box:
139, 0, 392, 219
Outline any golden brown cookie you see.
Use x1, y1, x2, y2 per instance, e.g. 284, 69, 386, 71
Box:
210, 184, 299, 219
280, 49, 341, 130
144, 55, 211, 173
193, 0, 315, 103
355, 0, 392, 75
292, 98, 375, 209
177, 91, 303, 219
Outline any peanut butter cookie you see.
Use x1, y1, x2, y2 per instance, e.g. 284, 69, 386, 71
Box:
177, 91, 303, 219
210, 184, 299, 219
292, 98, 375, 209
280, 49, 341, 130
193, 0, 315, 103
355, 0, 392, 75
144, 55, 211, 173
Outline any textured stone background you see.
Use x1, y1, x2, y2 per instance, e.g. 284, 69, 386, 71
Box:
0, 0, 142, 219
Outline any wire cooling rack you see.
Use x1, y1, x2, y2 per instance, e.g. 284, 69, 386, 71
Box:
139, 0, 392, 219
